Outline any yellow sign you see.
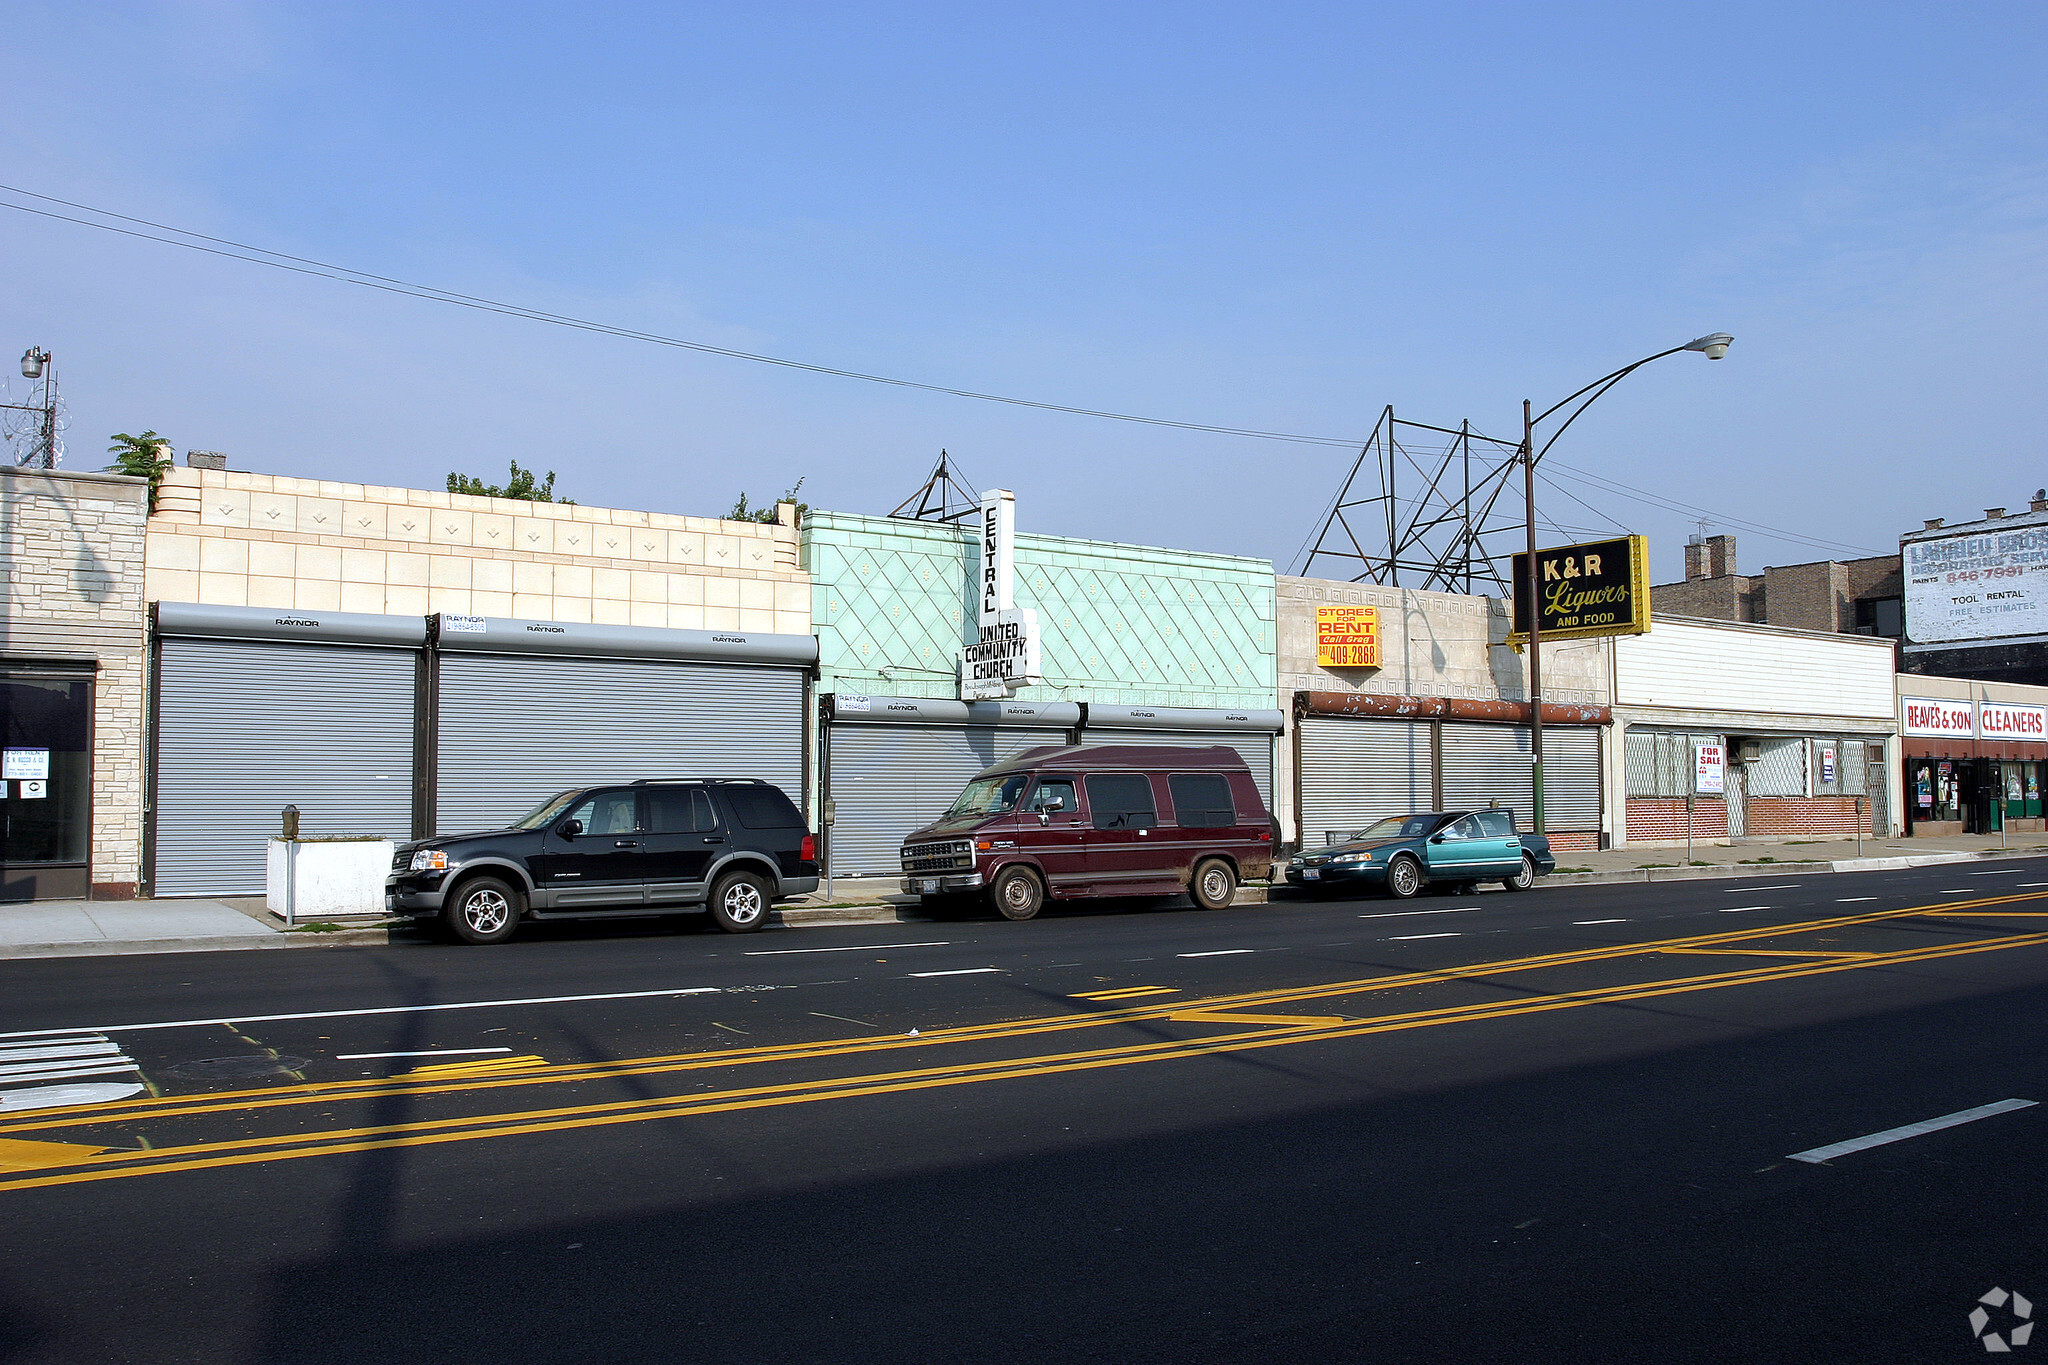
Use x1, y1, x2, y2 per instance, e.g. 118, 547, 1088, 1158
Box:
1316, 605, 1381, 669
1508, 534, 1651, 646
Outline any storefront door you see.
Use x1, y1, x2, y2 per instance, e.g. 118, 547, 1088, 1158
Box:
0, 671, 93, 902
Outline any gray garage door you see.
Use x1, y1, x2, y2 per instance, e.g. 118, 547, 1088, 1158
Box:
153, 606, 421, 895
1438, 722, 1600, 833
826, 722, 1072, 875
1079, 705, 1284, 810
1297, 717, 1432, 846
435, 654, 807, 834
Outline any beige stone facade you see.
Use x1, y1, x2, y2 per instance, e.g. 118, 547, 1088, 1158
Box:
147, 468, 809, 636
0, 466, 149, 896
1277, 575, 1612, 707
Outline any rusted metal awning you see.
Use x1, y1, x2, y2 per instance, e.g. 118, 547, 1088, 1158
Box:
1294, 691, 1610, 726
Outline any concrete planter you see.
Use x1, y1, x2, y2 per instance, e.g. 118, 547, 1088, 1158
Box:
267, 837, 395, 924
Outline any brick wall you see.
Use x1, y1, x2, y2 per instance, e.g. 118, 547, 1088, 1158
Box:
1547, 830, 1599, 853
147, 468, 809, 636
1626, 797, 1728, 841
1743, 797, 1875, 837
0, 467, 149, 896
1761, 561, 1851, 633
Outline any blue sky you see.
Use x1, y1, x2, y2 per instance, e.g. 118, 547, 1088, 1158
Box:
5, 2, 2046, 582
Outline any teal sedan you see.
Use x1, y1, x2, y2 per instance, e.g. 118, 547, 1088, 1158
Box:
1284, 810, 1555, 899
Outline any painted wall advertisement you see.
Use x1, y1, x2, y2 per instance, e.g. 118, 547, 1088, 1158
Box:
1510, 535, 1651, 645
1315, 605, 1381, 669
1903, 524, 2048, 645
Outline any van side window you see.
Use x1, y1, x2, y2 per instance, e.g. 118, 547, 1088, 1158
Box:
1476, 811, 1516, 837
1029, 778, 1076, 815
645, 787, 717, 834
1085, 774, 1157, 830
1167, 773, 1235, 827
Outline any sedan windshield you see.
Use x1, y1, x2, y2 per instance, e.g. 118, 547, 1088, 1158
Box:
945, 773, 1030, 819
508, 790, 581, 830
1355, 814, 1448, 840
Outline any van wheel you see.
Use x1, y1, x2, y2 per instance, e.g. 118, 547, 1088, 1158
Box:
1190, 859, 1237, 911
709, 870, 772, 932
989, 866, 1044, 921
1385, 856, 1422, 900
443, 876, 522, 945
1501, 855, 1536, 892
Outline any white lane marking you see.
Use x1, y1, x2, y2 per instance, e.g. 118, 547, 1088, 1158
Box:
908, 967, 1002, 977
0, 1062, 148, 1083
1572, 919, 1627, 925
1939, 889, 1972, 894
1178, 949, 1254, 958
2020, 883, 2048, 888
1788, 1099, 2038, 1164
0, 1082, 146, 1113
746, 941, 950, 956
1836, 897, 1880, 903
0, 1042, 125, 1062
0, 1055, 142, 1080
1730, 884, 1802, 892
334, 1047, 516, 1061
0, 986, 724, 1040
1721, 906, 1770, 912
1389, 932, 1461, 940
1358, 908, 1476, 919
1970, 870, 2024, 875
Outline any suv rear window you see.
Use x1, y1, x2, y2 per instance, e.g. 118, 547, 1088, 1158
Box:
1168, 773, 1235, 827
720, 784, 803, 829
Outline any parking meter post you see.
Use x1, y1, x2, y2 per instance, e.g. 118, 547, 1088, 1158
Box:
1856, 795, 1864, 858
1686, 791, 1694, 865
281, 806, 300, 927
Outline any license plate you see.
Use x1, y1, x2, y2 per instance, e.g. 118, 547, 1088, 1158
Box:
1302, 869, 1320, 880
913, 879, 940, 894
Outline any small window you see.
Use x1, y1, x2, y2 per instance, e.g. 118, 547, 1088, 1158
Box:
1167, 773, 1235, 828
1029, 778, 1077, 815
567, 790, 639, 836
1443, 815, 1482, 840
1085, 773, 1157, 830
1475, 811, 1516, 837
721, 784, 803, 829
645, 787, 717, 834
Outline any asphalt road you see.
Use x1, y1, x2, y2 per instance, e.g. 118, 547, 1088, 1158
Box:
2, 857, 2046, 1363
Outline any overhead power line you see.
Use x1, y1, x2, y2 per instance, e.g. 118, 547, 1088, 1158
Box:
0, 182, 1893, 563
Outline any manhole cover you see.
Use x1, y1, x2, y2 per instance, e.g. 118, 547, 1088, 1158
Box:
162, 1056, 308, 1080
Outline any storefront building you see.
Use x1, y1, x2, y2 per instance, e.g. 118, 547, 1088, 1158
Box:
0, 467, 149, 900
1897, 679, 2048, 835
1613, 616, 1899, 844
806, 508, 1278, 875
141, 463, 815, 894
1277, 577, 1614, 852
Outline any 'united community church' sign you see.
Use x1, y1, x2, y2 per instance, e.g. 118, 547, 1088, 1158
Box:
1510, 534, 1651, 645
959, 489, 1043, 700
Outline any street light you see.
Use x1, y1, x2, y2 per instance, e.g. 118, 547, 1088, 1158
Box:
1521, 332, 1732, 833
20, 347, 49, 380
5, 348, 56, 467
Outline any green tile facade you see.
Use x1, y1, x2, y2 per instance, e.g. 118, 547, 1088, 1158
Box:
804, 509, 1276, 707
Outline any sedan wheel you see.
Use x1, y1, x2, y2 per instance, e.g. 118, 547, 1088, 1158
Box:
1501, 854, 1536, 892
1385, 856, 1422, 900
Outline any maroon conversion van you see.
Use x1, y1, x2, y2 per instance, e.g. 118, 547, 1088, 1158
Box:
897, 744, 1275, 921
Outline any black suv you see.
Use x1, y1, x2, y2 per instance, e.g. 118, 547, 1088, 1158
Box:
386, 779, 819, 944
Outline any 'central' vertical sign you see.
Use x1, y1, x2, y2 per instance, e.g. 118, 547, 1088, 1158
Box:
980, 488, 1015, 627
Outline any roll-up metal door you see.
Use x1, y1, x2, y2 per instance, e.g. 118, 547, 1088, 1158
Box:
1077, 728, 1275, 807
1298, 717, 1431, 846
827, 723, 1068, 874
435, 656, 805, 833
1438, 723, 1600, 832
154, 638, 417, 895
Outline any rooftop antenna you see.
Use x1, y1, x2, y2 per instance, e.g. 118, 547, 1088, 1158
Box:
890, 449, 981, 523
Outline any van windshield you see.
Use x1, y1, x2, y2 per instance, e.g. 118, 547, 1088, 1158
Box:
945, 773, 1031, 819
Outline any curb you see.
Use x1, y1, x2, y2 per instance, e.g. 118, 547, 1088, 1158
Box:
1542, 847, 2022, 888
0, 927, 395, 959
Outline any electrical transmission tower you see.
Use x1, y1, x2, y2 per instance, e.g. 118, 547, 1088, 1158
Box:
889, 449, 981, 523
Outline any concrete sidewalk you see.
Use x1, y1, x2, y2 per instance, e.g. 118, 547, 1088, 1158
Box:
2, 831, 2043, 960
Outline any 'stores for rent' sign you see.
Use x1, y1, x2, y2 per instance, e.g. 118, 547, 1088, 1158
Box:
1315, 605, 1381, 668
1510, 535, 1651, 645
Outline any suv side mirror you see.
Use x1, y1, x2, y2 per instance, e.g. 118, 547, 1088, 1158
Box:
559, 819, 583, 838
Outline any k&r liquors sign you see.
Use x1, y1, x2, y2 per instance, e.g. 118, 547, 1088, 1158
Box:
1510, 535, 1651, 646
